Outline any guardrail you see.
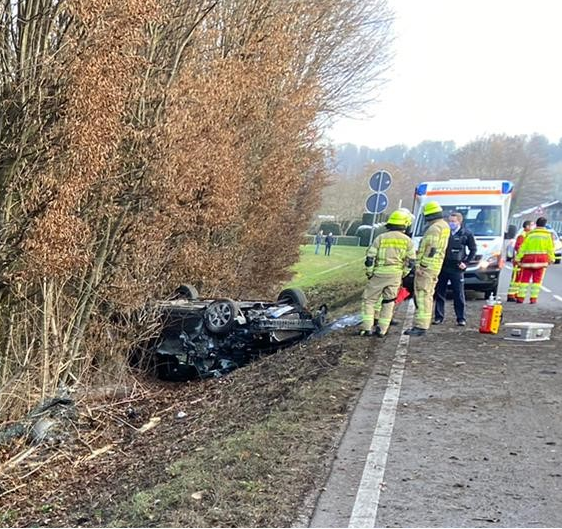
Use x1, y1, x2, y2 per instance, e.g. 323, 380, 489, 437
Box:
510, 218, 562, 233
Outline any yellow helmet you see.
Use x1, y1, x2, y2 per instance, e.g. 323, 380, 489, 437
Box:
423, 201, 443, 216
397, 207, 414, 226
387, 210, 409, 227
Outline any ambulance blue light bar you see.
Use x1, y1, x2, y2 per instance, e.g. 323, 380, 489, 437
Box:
501, 181, 513, 194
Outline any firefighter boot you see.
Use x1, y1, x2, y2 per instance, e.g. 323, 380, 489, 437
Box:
404, 326, 426, 336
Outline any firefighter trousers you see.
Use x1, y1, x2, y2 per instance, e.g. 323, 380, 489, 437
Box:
517, 267, 546, 303
361, 273, 401, 335
373, 286, 411, 321
507, 264, 522, 300
413, 266, 439, 329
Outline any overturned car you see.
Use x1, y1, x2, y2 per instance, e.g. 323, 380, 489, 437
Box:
145, 285, 327, 380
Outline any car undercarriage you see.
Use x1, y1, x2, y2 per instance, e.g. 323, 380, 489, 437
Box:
144, 286, 327, 380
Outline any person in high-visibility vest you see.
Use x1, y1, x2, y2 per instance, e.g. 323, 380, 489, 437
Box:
404, 201, 450, 336
514, 217, 555, 304
507, 220, 534, 302
360, 210, 416, 337
370, 208, 415, 327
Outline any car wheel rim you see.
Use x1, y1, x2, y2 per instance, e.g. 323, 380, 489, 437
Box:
208, 303, 232, 327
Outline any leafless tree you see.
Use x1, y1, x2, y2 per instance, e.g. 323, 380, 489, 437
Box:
448, 134, 553, 211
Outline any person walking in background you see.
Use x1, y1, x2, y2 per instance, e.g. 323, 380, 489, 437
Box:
515, 217, 555, 304
507, 220, 534, 302
433, 211, 477, 326
324, 232, 334, 256
360, 210, 415, 337
404, 201, 450, 337
314, 230, 323, 254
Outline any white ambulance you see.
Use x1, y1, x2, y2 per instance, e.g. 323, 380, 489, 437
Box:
411, 179, 516, 298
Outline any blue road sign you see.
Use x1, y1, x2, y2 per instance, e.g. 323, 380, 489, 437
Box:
369, 170, 392, 192
365, 192, 389, 214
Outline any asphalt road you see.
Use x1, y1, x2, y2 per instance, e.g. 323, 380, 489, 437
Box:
501, 262, 562, 309
309, 278, 562, 528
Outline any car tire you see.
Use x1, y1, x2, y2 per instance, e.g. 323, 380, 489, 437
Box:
277, 288, 308, 308
174, 284, 199, 300
204, 299, 237, 334
555, 258, 561, 265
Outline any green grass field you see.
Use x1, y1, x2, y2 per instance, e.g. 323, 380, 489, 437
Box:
285, 244, 365, 289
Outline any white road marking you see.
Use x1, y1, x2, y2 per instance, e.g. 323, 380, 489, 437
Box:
541, 286, 552, 293
348, 301, 415, 529
554, 295, 562, 303
316, 259, 363, 276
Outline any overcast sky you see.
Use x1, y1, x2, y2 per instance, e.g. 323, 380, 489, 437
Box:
327, 0, 562, 149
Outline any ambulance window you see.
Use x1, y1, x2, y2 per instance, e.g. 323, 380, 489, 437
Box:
414, 215, 426, 236
446, 205, 502, 236
415, 205, 502, 236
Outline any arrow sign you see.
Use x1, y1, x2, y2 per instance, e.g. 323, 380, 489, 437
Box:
365, 192, 389, 214
369, 170, 392, 192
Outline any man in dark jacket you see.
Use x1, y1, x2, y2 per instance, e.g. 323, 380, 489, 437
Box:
324, 232, 334, 256
433, 211, 477, 326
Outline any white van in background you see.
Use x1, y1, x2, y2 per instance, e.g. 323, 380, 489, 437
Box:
411, 179, 516, 298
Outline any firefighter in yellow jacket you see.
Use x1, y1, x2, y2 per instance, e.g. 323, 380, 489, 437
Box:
360, 210, 416, 337
404, 201, 450, 336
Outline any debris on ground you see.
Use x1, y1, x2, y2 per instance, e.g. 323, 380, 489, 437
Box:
0, 391, 76, 448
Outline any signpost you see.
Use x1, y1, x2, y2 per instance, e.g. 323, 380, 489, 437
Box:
369, 170, 392, 193
365, 170, 392, 245
365, 192, 388, 215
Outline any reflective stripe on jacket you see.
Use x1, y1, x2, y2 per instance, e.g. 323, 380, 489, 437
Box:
366, 231, 416, 276
516, 227, 555, 267
418, 218, 450, 272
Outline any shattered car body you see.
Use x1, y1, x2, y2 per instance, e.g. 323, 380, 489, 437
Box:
149, 286, 327, 380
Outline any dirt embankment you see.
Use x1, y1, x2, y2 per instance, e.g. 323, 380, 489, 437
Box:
0, 289, 376, 528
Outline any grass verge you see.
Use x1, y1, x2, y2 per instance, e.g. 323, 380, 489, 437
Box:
285, 244, 366, 310
286, 244, 365, 289
107, 335, 372, 527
